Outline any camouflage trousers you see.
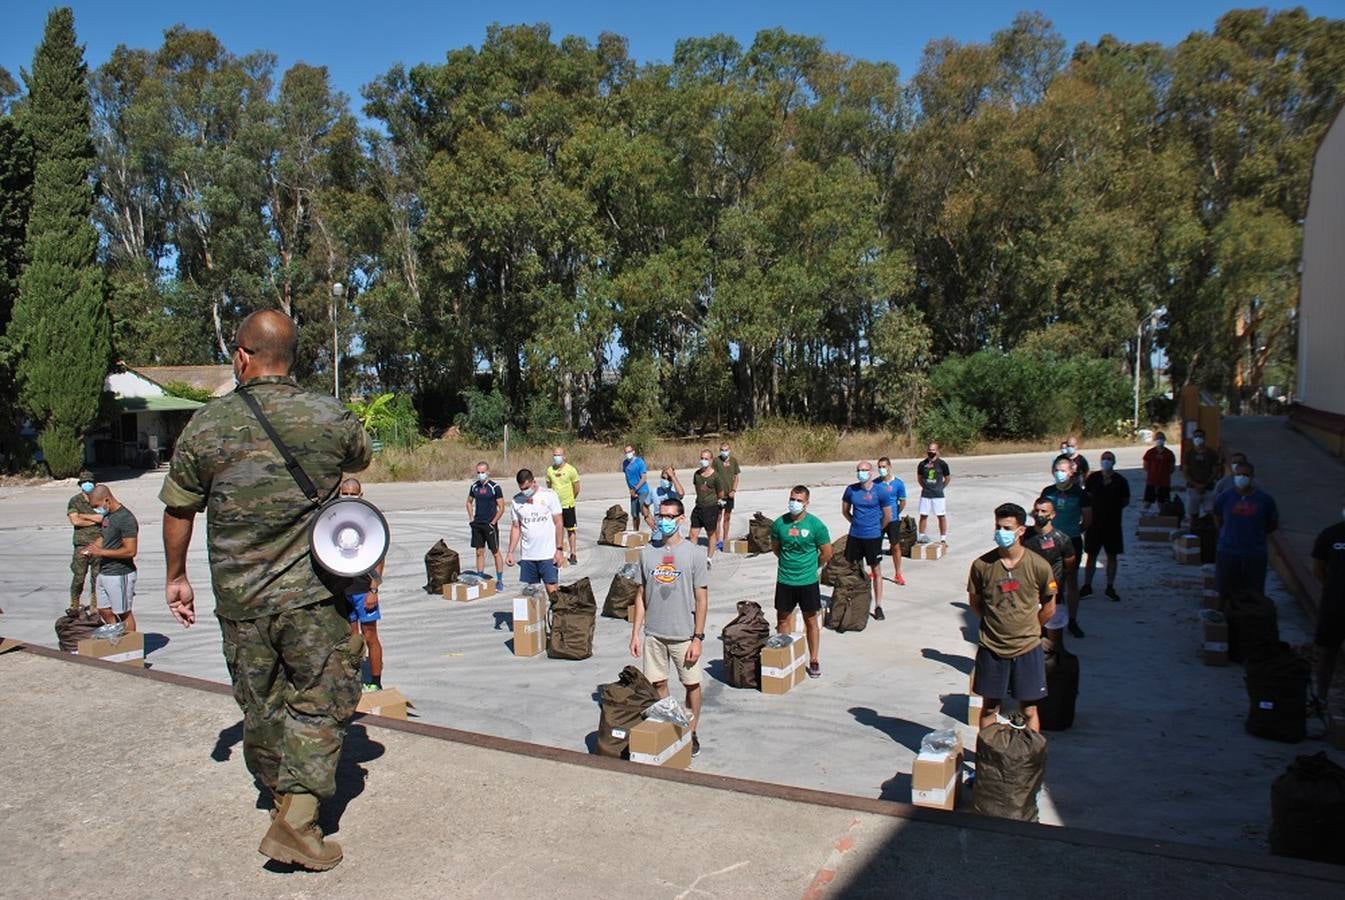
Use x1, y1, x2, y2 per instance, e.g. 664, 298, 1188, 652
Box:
218, 597, 363, 799
70, 547, 99, 603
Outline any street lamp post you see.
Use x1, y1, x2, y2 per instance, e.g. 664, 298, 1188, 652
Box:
331, 282, 344, 399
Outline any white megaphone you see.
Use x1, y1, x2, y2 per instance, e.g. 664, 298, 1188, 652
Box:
309, 497, 390, 577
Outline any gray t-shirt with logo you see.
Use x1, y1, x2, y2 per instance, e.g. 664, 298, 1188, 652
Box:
638, 538, 709, 640
99, 506, 139, 576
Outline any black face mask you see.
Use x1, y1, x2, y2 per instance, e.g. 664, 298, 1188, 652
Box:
926, 451, 937, 458
1036, 516, 1053, 527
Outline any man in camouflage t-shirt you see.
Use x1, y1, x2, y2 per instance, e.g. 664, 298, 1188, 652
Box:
160, 311, 371, 871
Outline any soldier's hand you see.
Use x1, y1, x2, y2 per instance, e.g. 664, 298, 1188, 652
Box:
166, 579, 196, 628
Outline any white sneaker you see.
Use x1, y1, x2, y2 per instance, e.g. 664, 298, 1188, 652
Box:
939, 534, 949, 544
917, 534, 931, 544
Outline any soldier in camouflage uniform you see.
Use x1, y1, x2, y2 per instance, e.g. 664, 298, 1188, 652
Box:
159, 310, 371, 871
67, 469, 102, 606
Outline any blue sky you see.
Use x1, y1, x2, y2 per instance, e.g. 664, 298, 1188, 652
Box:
4, 1, 1343, 114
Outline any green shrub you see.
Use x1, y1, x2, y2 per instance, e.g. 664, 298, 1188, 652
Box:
348, 392, 423, 450
737, 418, 840, 464
931, 350, 1054, 439
455, 387, 509, 446
921, 399, 986, 452
1059, 357, 1132, 434
161, 381, 215, 403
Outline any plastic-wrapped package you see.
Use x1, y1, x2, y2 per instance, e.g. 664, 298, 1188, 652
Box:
643, 696, 692, 728
90, 621, 125, 641
1200, 609, 1225, 624
522, 583, 544, 596
919, 728, 959, 756
765, 633, 793, 648
618, 562, 640, 580
458, 572, 483, 586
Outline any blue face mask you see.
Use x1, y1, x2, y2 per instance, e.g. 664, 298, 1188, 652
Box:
857, 470, 871, 482
553, 455, 563, 466
1101, 459, 1114, 471
788, 499, 805, 515
522, 486, 536, 498
1233, 475, 1251, 490
1063, 446, 1076, 457
477, 472, 489, 482
94, 506, 109, 517
1053, 469, 1070, 484
660, 479, 671, 490
79, 482, 94, 493
657, 517, 678, 537
878, 467, 888, 477
994, 527, 1017, 549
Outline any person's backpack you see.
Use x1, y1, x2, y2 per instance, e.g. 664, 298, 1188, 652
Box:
602, 567, 641, 620
423, 540, 460, 593
595, 665, 660, 758
897, 515, 918, 556
1159, 495, 1185, 520
819, 536, 849, 587
972, 713, 1048, 822
1270, 752, 1345, 864
747, 512, 774, 554
1191, 514, 1218, 564
54, 605, 103, 652
825, 561, 871, 633
598, 505, 629, 545
1226, 590, 1279, 662
721, 601, 771, 689
1038, 639, 1079, 731
1244, 641, 1309, 743
547, 578, 597, 660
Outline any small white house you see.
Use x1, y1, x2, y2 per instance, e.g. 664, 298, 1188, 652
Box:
88, 364, 231, 467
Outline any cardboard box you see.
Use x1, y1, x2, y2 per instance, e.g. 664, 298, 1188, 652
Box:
624, 546, 643, 564
1201, 612, 1228, 666
1172, 540, 1205, 562
908, 541, 946, 560
1201, 588, 1221, 610
512, 594, 547, 657
356, 687, 412, 719
1139, 515, 1180, 529
0, 637, 24, 654
911, 735, 964, 811
1173, 533, 1200, 551
77, 631, 144, 667
1202, 564, 1217, 591
966, 668, 983, 726
760, 634, 806, 694
725, 539, 752, 554
444, 579, 498, 603
629, 718, 693, 769
615, 531, 648, 548
1137, 526, 1172, 543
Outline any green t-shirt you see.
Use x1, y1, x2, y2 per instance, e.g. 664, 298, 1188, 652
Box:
713, 455, 741, 492
770, 512, 831, 587
692, 467, 723, 507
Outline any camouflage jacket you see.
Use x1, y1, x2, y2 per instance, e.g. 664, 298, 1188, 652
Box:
67, 491, 100, 546
159, 376, 372, 621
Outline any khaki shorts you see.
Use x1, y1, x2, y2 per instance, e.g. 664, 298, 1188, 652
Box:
643, 635, 702, 687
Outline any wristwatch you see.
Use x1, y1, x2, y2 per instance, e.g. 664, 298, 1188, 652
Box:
691, 632, 705, 641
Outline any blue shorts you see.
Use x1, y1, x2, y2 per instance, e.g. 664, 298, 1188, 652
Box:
347, 594, 382, 624
973, 643, 1046, 702
519, 559, 559, 586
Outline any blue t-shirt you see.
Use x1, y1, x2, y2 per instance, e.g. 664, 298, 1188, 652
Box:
877, 477, 906, 513
843, 482, 886, 539
654, 483, 682, 505
1214, 489, 1278, 557
623, 456, 648, 493
1041, 484, 1090, 538
468, 479, 503, 523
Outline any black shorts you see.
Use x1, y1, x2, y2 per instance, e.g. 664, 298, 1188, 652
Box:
1316, 600, 1345, 649
973, 643, 1047, 702
561, 506, 577, 531
1143, 484, 1171, 504
775, 582, 822, 616
1084, 527, 1123, 557
690, 504, 719, 535
845, 535, 883, 567
469, 522, 499, 552
722, 495, 736, 512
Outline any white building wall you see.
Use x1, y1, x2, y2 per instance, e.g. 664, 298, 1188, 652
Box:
1298, 107, 1345, 416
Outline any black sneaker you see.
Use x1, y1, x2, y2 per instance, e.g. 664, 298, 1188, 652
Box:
1105, 586, 1121, 602
873, 606, 886, 621
1079, 584, 1093, 598
568, 554, 578, 565
808, 661, 821, 679
1068, 619, 1085, 638
691, 733, 701, 757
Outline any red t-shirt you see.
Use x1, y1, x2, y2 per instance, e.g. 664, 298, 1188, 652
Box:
1142, 446, 1176, 486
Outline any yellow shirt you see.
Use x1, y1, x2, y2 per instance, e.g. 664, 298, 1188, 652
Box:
546, 463, 580, 507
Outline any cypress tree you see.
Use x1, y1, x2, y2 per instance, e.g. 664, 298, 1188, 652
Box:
8, 8, 109, 477
0, 89, 35, 469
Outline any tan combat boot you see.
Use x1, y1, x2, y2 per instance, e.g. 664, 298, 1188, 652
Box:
258, 792, 342, 870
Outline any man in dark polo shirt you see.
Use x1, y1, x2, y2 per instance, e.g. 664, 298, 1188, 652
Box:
1312, 500, 1345, 708
1024, 496, 1073, 648
1082, 450, 1130, 603
1041, 457, 1091, 638
466, 460, 505, 590
968, 502, 1057, 732
1182, 429, 1220, 526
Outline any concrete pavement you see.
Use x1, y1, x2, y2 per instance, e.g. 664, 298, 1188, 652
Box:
0, 443, 1335, 857
3, 648, 1343, 898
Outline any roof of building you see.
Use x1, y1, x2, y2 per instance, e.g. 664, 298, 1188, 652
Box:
117, 395, 205, 413
127, 365, 234, 397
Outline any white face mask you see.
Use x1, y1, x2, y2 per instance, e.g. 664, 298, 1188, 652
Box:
699, 458, 711, 468
553, 455, 563, 466
625, 451, 635, 461
477, 472, 489, 482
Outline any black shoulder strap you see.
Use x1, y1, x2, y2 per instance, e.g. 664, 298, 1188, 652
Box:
236, 388, 320, 503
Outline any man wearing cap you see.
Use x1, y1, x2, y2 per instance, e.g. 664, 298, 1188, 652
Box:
67, 469, 102, 608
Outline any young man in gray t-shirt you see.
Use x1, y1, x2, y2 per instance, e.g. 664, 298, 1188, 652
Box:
630, 497, 709, 757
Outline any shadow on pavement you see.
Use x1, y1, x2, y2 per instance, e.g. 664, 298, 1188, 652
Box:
849, 706, 931, 754
143, 632, 170, 655
921, 647, 973, 674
